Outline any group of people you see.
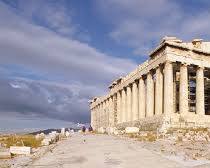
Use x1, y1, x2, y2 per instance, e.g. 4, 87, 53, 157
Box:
82, 125, 93, 133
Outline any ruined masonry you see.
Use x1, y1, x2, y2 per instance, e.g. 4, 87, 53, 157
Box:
89, 37, 210, 133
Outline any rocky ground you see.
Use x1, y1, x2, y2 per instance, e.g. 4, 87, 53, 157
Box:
2, 132, 210, 168
0, 143, 56, 168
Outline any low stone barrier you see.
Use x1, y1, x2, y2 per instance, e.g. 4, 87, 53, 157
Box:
0, 151, 11, 159
10, 146, 31, 155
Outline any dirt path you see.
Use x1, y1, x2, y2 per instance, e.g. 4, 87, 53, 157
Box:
24, 133, 192, 168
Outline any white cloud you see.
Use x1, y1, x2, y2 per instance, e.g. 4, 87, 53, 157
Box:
14, 0, 76, 36
96, 0, 210, 56
0, 2, 136, 85
0, 2, 137, 123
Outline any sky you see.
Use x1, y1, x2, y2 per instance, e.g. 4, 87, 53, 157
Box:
0, 0, 210, 132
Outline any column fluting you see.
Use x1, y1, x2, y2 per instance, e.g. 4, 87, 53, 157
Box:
164, 61, 174, 115
196, 66, 205, 115
117, 91, 121, 123
155, 66, 163, 115
139, 77, 146, 118
146, 72, 154, 117
121, 88, 126, 123
126, 85, 132, 121
132, 82, 138, 121
179, 63, 188, 115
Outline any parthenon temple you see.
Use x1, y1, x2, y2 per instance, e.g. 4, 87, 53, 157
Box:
90, 37, 210, 133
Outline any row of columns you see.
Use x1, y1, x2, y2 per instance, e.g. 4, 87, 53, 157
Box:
91, 61, 205, 129
117, 62, 172, 123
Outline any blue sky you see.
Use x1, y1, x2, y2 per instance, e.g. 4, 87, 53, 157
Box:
0, 0, 210, 132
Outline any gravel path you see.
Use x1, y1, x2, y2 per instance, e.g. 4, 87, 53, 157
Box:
28, 133, 186, 168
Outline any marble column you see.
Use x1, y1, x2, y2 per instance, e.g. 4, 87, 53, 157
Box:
179, 64, 188, 115
98, 104, 101, 128
104, 100, 107, 127
98, 103, 101, 128
164, 61, 174, 115
155, 66, 163, 115
113, 94, 117, 126
126, 85, 132, 121
96, 106, 98, 129
146, 72, 154, 117
94, 108, 96, 129
107, 98, 110, 127
117, 91, 121, 123
93, 108, 95, 128
196, 66, 205, 115
90, 108, 94, 126
121, 88, 126, 123
132, 82, 138, 121
109, 96, 114, 127
139, 77, 146, 118
97, 104, 101, 128
102, 102, 104, 127
102, 102, 104, 128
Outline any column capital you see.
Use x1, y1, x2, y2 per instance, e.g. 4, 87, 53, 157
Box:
137, 75, 144, 81
113, 92, 117, 96
180, 62, 189, 67
127, 83, 132, 87
197, 65, 205, 70
165, 60, 173, 65
154, 63, 163, 71
132, 79, 139, 84
147, 70, 153, 75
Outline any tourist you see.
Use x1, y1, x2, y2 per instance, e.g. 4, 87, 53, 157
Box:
82, 126, 86, 133
88, 125, 93, 132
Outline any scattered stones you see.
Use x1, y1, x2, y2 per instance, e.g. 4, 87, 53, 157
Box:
65, 131, 70, 137
35, 133, 45, 140
98, 127, 106, 134
41, 138, 51, 146
61, 128, 65, 136
125, 127, 139, 134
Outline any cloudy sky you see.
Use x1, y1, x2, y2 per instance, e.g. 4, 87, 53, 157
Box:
0, 0, 210, 132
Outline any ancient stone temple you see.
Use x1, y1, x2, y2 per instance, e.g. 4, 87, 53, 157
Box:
89, 37, 210, 133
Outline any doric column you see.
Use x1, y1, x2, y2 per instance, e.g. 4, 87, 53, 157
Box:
97, 104, 101, 129
91, 106, 96, 128
107, 98, 110, 127
102, 102, 104, 127
113, 94, 117, 126
94, 107, 96, 129
90, 108, 94, 126
132, 82, 138, 121
96, 106, 98, 129
155, 66, 163, 115
117, 91, 121, 123
104, 99, 109, 127
173, 77, 177, 113
99, 103, 101, 128
99, 104, 101, 128
109, 96, 114, 127
179, 63, 188, 115
121, 88, 126, 122
164, 61, 174, 115
126, 85, 132, 121
139, 77, 146, 118
146, 72, 154, 117
196, 66, 205, 115
97, 106, 99, 129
